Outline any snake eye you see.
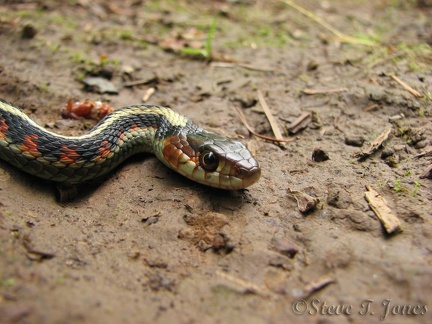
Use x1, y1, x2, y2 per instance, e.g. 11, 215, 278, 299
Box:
199, 150, 219, 172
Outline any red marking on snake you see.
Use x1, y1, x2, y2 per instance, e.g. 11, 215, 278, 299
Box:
163, 137, 198, 168
98, 140, 111, 158
163, 138, 181, 168
21, 134, 41, 157
129, 124, 139, 131
181, 145, 195, 160
118, 131, 125, 145
0, 120, 9, 139
60, 145, 80, 164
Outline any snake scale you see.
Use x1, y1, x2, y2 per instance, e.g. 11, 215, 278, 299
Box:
0, 98, 261, 192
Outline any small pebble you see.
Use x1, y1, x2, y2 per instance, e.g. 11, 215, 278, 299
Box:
312, 148, 329, 162
306, 60, 319, 71
141, 216, 159, 226
381, 147, 395, 159
393, 145, 406, 152
344, 135, 365, 147
82, 77, 118, 94
21, 24, 37, 39
177, 227, 194, 240
415, 140, 428, 149
270, 237, 299, 258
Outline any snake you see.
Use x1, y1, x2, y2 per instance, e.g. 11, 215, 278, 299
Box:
0, 98, 261, 191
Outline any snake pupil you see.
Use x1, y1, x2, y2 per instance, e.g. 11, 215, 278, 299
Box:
200, 151, 219, 172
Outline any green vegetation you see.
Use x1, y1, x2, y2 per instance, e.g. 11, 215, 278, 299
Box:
39, 83, 51, 92
393, 178, 403, 192
181, 18, 217, 59
2, 278, 16, 287
392, 176, 422, 196
412, 180, 420, 197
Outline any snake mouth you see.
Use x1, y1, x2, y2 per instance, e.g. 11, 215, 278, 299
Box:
239, 165, 261, 188
200, 163, 260, 190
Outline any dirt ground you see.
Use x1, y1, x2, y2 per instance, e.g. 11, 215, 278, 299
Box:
0, 1, 431, 323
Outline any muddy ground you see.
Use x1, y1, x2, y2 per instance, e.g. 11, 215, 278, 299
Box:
0, 1, 431, 323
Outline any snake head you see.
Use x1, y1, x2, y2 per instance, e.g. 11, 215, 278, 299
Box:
158, 132, 261, 190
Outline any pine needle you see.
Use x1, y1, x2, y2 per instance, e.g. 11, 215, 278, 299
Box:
281, 0, 377, 47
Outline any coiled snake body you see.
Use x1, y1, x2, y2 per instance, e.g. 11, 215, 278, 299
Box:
0, 98, 261, 190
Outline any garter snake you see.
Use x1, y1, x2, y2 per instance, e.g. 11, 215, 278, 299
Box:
0, 98, 261, 190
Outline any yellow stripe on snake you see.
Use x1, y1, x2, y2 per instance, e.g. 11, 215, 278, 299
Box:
0, 98, 261, 192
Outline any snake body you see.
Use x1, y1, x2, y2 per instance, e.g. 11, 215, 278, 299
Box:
0, 98, 261, 190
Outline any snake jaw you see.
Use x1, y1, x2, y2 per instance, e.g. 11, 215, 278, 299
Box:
158, 133, 261, 190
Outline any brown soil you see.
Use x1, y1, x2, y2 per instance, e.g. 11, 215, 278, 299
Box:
0, 1, 431, 323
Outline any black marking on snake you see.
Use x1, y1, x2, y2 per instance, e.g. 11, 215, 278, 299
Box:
155, 116, 202, 139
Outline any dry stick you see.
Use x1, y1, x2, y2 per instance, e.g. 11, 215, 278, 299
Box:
420, 164, 432, 179
215, 270, 271, 297
211, 62, 274, 72
287, 112, 312, 134
280, 0, 376, 46
391, 75, 424, 98
235, 106, 294, 143
363, 103, 380, 112
332, 115, 344, 133
364, 185, 402, 234
237, 63, 274, 72
368, 50, 405, 68
124, 79, 154, 87
301, 276, 335, 299
142, 87, 156, 102
302, 87, 348, 95
257, 90, 286, 148
414, 147, 432, 159
354, 126, 392, 160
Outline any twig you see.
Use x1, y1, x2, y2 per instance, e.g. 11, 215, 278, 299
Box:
391, 75, 423, 98
302, 87, 348, 95
215, 270, 271, 297
368, 50, 405, 68
257, 90, 286, 148
211, 62, 274, 72
420, 164, 432, 179
286, 112, 312, 134
295, 276, 335, 299
332, 115, 344, 133
235, 106, 294, 143
280, 0, 376, 46
364, 185, 402, 234
142, 87, 156, 102
123, 78, 157, 87
363, 103, 380, 112
414, 147, 432, 159
238, 63, 274, 72
354, 126, 392, 160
